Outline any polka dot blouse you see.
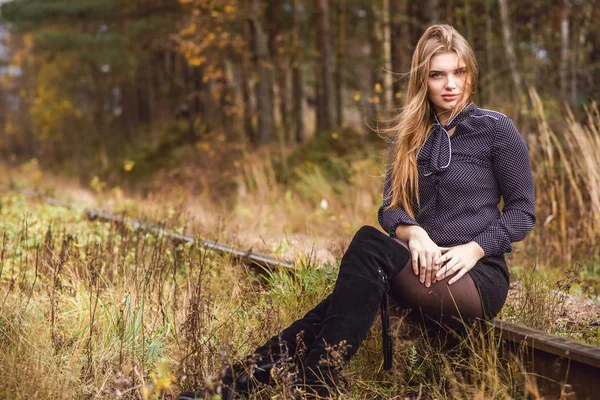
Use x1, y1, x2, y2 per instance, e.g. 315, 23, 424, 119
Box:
378, 103, 536, 256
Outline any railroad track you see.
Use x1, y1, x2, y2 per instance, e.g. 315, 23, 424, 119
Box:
492, 320, 600, 399
22, 192, 600, 399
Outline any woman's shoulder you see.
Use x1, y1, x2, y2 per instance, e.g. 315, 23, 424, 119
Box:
471, 108, 529, 154
471, 106, 509, 123
463, 106, 526, 152
470, 106, 522, 137
461, 106, 509, 138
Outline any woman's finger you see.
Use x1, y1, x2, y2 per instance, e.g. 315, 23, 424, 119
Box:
434, 252, 450, 266
419, 251, 427, 283
432, 251, 442, 283
411, 251, 419, 275
436, 258, 459, 279
425, 255, 434, 287
432, 252, 439, 274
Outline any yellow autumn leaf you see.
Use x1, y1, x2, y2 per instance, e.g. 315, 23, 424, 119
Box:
123, 160, 135, 172
189, 56, 206, 66
180, 23, 196, 36
196, 142, 211, 152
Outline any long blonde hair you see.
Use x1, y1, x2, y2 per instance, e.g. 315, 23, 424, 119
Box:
385, 24, 478, 218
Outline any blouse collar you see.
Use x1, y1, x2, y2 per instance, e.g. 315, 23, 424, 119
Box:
418, 102, 477, 176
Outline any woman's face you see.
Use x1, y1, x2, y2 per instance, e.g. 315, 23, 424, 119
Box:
427, 51, 468, 118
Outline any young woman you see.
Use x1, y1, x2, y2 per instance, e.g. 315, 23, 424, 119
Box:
177, 24, 535, 400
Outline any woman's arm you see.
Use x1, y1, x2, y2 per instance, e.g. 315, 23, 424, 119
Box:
472, 116, 536, 256
377, 144, 420, 237
378, 146, 443, 287
394, 224, 425, 241
435, 116, 534, 284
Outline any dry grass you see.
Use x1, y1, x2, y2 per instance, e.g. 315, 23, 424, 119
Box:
528, 89, 600, 267
0, 191, 588, 400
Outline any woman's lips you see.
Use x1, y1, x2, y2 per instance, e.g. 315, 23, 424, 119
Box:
442, 93, 459, 100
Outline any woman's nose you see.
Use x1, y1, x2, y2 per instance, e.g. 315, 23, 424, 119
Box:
445, 75, 456, 90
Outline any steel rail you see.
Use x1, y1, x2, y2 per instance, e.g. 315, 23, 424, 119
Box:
492, 319, 600, 399
17, 190, 295, 271
84, 208, 295, 271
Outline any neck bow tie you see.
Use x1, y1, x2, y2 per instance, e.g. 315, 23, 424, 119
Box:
418, 103, 476, 176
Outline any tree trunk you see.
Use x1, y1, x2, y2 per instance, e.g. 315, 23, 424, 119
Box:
335, 0, 346, 128
316, 0, 335, 131
267, 2, 290, 142
0, 83, 5, 140
560, 0, 571, 105
147, 63, 156, 128
484, 0, 495, 106
391, 0, 410, 107
574, 3, 593, 107
291, 0, 304, 143
498, 0, 524, 113
192, 66, 204, 115
222, 58, 239, 140
530, 15, 540, 97
367, 3, 382, 123
89, 62, 108, 170
315, 60, 323, 133
381, 0, 393, 112
240, 4, 255, 143
249, 0, 275, 144
445, 0, 454, 24
121, 82, 137, 140
464, 0, 473, 46
570, 25, 578, 107
276, 63, 290, 142
422, 0, 439, 23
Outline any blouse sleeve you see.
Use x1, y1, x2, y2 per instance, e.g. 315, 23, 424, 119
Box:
378, 144, 419, 238
472, 116, 536, 255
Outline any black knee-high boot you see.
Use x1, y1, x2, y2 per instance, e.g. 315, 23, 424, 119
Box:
295, 226, 410, 397
177, 295, 332, 400
223, 294, 332, 391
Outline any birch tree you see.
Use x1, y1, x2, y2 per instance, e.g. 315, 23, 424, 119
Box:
560, 0, 571, 104
382, 0, 393, 111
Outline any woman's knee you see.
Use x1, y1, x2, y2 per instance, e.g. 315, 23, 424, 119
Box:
342, 226, 410, 276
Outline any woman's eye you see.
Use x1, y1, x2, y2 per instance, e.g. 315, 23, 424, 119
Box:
430, 72, 442, 78
456, 69, 467, 75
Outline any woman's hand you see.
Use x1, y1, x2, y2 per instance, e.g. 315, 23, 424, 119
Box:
434, 242, 485, 285
405, 228, 442, 288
